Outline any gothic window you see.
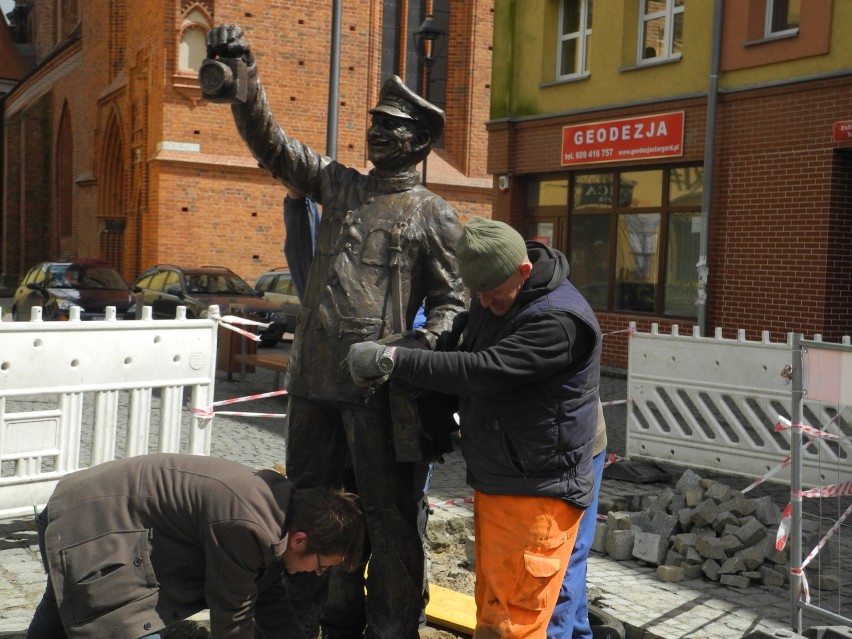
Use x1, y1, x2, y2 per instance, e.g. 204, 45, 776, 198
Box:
56, 103, 73, 237
179, 6, 212, 74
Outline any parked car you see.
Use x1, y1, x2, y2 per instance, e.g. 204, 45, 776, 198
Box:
252, 267, 300, 333
133, 265, 287, 346
12, 260, 138, 321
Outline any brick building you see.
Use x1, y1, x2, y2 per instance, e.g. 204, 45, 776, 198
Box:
1, 0, 493, 288
488, 0, 852, 367
0, 14, 28, 97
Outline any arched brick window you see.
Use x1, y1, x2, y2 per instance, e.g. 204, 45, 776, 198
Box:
178, 5, 212, 74
56, 102, 73, 238
100, 112, 126, 269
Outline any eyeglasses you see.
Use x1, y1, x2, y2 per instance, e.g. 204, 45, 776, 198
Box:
315, 554, 333, 576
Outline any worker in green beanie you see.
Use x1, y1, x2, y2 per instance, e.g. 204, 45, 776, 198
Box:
348, 216, 602, 638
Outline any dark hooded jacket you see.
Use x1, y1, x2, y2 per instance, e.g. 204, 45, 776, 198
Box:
390, 241, 602, 508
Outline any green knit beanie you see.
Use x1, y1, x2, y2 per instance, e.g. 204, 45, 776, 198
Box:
456, 216, 528, 292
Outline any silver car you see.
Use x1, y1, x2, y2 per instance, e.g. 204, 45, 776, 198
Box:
253, 268, 300, 334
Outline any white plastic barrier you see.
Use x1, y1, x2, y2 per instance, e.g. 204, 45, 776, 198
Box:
0, 305, 218, 518
627, 323, 852, 488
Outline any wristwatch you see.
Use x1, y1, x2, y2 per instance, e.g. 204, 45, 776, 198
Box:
377, 346, 396, 374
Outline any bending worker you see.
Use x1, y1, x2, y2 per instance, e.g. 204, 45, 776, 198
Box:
26, 453, 366, 639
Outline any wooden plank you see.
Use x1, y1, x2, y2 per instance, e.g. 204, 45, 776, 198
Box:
231, 353, 290, 389
425, 582, 475, 635
233, 353, 289, 372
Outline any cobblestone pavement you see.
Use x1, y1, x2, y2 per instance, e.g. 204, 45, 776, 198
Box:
0, 345, 849, 638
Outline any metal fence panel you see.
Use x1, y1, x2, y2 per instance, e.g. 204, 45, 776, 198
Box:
0, 307, 218, 518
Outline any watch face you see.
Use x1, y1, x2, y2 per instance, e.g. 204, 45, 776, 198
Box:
378, 347, 394, 373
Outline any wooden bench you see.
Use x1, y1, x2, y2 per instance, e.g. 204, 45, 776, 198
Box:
233, 352, 290, 389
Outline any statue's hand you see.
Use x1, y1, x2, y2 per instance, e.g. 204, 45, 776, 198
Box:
206, 24, 255, 66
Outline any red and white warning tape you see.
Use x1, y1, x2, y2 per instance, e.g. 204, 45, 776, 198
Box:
209, 309, 272, 343
774, 415, 852, 442
191, 389, 289, 419
742, 437, 818, 494
428, 496, 475, 508
604, 453, 625, 469
789, 503, 852, 604
776, 480, 852, 552
603, 327, 635, 338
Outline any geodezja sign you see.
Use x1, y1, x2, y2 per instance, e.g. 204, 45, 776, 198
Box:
561, 112, 685, 166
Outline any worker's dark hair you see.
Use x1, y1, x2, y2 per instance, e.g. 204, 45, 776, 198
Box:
287, 487, 367, 571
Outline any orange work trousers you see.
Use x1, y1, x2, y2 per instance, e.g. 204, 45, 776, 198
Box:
473, 491, 582, 639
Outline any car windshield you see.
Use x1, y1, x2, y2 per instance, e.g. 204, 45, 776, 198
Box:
186, 274, 256, 295
49, 265, 128, 290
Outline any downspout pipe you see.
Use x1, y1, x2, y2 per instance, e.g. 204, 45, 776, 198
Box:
697, 0, 724, 336
326, 0, 342, 159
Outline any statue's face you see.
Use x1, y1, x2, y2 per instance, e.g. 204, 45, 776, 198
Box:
367, 113, 420, 171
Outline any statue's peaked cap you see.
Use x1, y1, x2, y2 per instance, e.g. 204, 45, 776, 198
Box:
369, 75, 444, 141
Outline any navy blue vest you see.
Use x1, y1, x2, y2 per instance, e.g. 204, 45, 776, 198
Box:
459, 280, 601, 508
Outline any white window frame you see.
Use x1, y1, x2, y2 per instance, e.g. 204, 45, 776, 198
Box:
637, 0, 684, 64
556, 0, 593, 80
764, 0, 799, 38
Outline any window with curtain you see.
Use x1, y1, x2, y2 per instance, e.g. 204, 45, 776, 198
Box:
638, 0, 684, 63
765, 0, 800, 37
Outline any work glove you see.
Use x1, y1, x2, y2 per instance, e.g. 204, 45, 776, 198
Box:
347, 342, 396, 387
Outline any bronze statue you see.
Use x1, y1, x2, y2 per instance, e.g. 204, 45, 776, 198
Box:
205, 24, 466, 639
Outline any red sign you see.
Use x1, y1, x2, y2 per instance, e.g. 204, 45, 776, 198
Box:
833, 120, 852, 142
561, 112, 685, 166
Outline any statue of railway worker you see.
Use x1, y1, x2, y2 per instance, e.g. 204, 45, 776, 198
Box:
205, 24, 466, 639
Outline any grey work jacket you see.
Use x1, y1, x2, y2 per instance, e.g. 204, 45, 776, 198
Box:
42, 454, 293, 639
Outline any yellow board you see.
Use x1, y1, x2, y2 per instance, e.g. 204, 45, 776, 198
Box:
425, 582, 476, 635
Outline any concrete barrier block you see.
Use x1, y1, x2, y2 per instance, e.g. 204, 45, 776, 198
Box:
719, 556, 746, 574
632, 531, 668, 565
736, 517, 767, 546
691, 499, 720, 527
656, 564, 685, 582
607, 511, 632, 531
696, 536, 727, 560
753, 496, 781, 526
720, 573, 751, 589
606, 528, 635, 561
701, 558, 721, 581
591, 520, 608, 554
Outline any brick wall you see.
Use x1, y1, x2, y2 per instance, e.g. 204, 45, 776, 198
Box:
710, 77, 852, 343
3, 0, 494, 287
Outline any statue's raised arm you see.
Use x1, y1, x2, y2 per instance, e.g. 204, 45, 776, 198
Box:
203, 24, 325, 196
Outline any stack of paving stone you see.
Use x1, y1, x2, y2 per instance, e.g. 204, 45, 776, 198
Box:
592, 468, 807, 589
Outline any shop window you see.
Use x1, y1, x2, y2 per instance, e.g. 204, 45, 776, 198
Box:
664, 212, 701, 316
638, 0, 683, 63
526, 178, 570, 252
765, 0, 800, 37
556, 0, 593, 80
565, 166, 702, 317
